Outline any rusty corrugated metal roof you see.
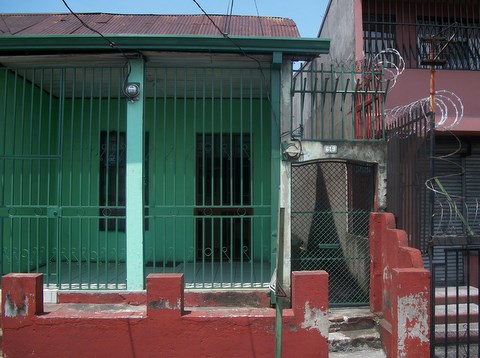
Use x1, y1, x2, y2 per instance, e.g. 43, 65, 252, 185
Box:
0, 13, 300, 37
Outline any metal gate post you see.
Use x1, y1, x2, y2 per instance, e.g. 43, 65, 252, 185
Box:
126, 58, 145, 290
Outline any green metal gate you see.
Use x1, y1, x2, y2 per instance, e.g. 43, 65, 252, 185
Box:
0, 65, 128, 289
142, 64, 273, 289
291, 160, 374, 306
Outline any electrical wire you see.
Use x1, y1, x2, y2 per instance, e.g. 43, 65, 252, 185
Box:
1, 15, 12, 35
61, 0, 119, 50
61, 0, 141, 96
191, 0, 276, 127
252, 0, 265, 36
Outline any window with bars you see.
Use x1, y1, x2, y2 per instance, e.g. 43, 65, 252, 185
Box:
99, 131, 149, 231
363, 14, 397, 58
362, 0, 480, 70
417, 17, 480, 70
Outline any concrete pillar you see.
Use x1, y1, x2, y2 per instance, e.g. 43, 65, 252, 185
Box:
126, 58, 145, 290
146, 273, 184, 317
2, 273, 43, 329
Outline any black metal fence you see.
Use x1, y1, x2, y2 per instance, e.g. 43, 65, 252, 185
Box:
386, 104, 434, 253
431, 245, 480, 358
363, 0, 480, 71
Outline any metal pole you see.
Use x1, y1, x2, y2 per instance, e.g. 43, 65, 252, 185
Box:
275, 207, 285, 358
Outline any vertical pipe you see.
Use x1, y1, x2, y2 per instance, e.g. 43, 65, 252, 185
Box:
126, 58, 145, 290
270, 52, 282, 287
275, 208, 285, 358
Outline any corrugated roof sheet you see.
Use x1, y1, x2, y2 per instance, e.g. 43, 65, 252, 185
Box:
0, 13, 300, 37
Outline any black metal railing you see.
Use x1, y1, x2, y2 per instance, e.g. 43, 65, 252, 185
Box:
363, 0, 480, 71
431, 245, 480, 358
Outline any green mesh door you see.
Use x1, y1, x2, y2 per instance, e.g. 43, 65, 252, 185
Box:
291, 160, 374, 306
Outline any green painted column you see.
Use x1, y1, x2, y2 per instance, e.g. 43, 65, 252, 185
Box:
126, 58, 145, 290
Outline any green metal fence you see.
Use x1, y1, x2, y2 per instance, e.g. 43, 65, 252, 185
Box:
291, 63, 387, 141
0, 59, 274, 290
0, 65, 128, 289
143, 65, 272, 288
291, 160, 374, 306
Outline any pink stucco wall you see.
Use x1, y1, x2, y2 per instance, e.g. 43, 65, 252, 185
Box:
386, 69, 480, 132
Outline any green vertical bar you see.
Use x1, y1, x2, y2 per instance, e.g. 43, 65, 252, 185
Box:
275, 207, 285, 358
192, 68, 197, 286
126, 58, 145, 290
270, 52, 282, 279
96, 67, 103, 288
87, 67, 94, 288
56, 68, 65, 288
152, 68, 158, 272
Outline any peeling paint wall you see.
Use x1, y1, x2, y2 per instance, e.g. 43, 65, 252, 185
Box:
300, 301, 330, 338
2, 271, 330, 357
369, 213, 431, 358
397, 293, 429, 358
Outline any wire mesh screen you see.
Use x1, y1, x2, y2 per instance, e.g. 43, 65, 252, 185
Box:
291, 160, 374, 306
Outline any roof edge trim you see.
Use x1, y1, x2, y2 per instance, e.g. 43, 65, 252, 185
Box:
0, 34, 330, 57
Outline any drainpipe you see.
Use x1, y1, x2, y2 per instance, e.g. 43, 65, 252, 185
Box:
126, 57, 145, 290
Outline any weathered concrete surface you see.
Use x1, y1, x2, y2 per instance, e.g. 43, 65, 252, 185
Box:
370, 212, 430, 358
2, 271, 329, 357
58, 288, 271, 308
329, 348, 386, 358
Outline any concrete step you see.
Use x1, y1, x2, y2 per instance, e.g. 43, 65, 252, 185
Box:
329, 327, 383, 353
435, 303, 479, 324
328, 306, 383, 355
329, 347, 386, 358
328, 306, 379, 332
435, 286, 479, 305
434, 322, 479, 343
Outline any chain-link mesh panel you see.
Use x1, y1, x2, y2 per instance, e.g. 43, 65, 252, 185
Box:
291, 160, 374, 306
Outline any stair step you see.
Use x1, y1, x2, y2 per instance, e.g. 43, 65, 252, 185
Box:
329, 348, 386, 358
328, 306, 379, 332
435, 286, 479, 305
329, 327, 382, 352
434, 322, 479, 343
435, 303, 479, 324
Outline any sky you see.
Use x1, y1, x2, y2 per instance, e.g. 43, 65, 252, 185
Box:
0, 0, 329, 38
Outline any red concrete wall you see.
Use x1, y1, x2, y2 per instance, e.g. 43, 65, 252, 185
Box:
370, 212, 430, 358
2, 271, 329, 358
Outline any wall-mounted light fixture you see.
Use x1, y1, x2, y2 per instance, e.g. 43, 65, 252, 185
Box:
124, 82, 141, 101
